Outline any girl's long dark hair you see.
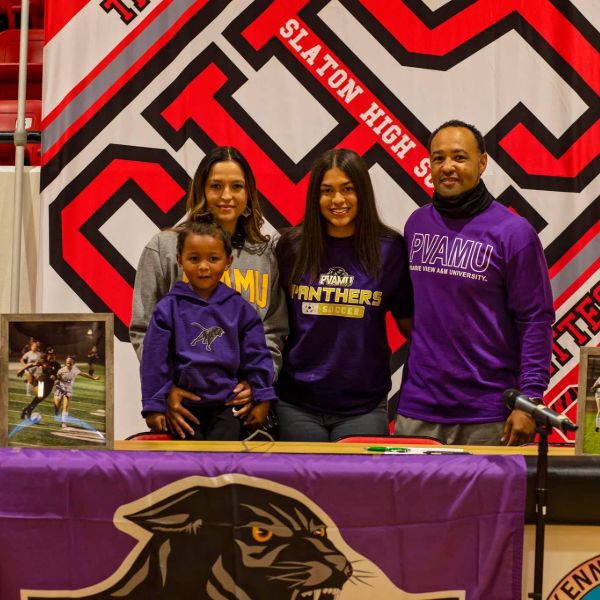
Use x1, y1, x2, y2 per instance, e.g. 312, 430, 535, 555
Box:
290, 148, 396, 283
185, 146, 268, 245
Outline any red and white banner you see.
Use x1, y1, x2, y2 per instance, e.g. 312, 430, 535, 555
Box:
39, 0, 600, 438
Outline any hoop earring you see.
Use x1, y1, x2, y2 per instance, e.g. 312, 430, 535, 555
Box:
242, 206, 251, 217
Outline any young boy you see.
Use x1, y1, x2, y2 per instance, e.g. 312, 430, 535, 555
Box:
141, 212, 276, 440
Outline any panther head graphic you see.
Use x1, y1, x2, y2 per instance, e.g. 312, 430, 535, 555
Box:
22, 475, 465, 600
24, 479, 354, 600
326, 267, 349, 277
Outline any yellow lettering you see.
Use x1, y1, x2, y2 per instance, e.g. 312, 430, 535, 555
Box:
298, 285, 310, 300
290, 285, 383, 308
308, 287, 322, 301
255, 272, 269, 309
359, 289, 372, 305
314, 303, 365, 318
322, 287, 335, 302
233, 268, 255, 303
372, 291, 382, 307
221, 269, 232, 287
335, 288, 349, 302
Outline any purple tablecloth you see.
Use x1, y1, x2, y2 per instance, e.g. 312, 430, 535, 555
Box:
0, 448, 526, 599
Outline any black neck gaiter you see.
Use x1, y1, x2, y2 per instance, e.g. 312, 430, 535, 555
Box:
432, 180, 493, 218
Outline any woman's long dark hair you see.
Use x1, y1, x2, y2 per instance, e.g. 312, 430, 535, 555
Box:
185, 146, 268, 245
290, 148, 395, 283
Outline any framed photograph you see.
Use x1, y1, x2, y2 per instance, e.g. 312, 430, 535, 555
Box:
0, 314, 113, 449
575, 346, 600, 455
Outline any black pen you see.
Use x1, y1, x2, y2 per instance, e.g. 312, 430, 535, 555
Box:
423, 449, 469, 455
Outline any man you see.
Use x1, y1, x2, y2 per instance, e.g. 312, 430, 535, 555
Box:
396, 119, 555, 445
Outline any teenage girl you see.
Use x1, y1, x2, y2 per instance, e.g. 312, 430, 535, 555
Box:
19, 340, 41, 396
276, 148, 413, 441
54, 356, 101, 429
19, 347, 61, 420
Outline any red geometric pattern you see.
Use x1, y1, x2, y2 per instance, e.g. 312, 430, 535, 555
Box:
41, 1, 599, 441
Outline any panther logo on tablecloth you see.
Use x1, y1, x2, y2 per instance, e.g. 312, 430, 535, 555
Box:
22, 475, 464, 600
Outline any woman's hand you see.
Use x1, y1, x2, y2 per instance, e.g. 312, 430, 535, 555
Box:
166, 385, 201, 439
145, 412, 167, 433
225, 380, 253, 418
244, 400, 270, 428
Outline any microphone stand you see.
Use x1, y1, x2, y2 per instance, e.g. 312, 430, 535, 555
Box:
529, 422, 551, 600
503, 388, 577, 599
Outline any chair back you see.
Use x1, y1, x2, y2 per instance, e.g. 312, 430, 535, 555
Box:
0, 0, 44, 29
126, 432, 175, 441
0, 0, 16, 29
337, 435, 444, 445
0, 28, 44, 63
0, 29, 44, 100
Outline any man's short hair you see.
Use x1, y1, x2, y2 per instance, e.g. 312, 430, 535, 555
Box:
428, 119, 486, 154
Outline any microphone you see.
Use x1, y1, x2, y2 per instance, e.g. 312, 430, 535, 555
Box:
503, 389, 577, 433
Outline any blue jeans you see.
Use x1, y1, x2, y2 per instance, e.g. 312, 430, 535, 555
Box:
275, 399, 389, 442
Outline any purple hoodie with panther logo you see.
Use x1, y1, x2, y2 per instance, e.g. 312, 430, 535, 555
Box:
141, 281, 276, 416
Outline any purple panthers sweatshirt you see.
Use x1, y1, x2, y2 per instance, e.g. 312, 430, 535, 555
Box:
277, 231, 413, 416
141, 281, 276, 415
398, 201, 555, 423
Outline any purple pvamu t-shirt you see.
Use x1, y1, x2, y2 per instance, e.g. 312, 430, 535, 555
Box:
398, 201, 555, 423
277, 232, 413, 416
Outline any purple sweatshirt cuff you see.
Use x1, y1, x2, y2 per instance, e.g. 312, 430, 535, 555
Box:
252, 387, 278, 404
519, 386, 547, 401
141, 397, 167, 417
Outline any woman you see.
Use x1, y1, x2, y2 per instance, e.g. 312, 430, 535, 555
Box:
54, 356, 101, 429
19, 340, 41, 397
275, 148, 413, 441
130, 147, 287, 437
19, 347, 62, 421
